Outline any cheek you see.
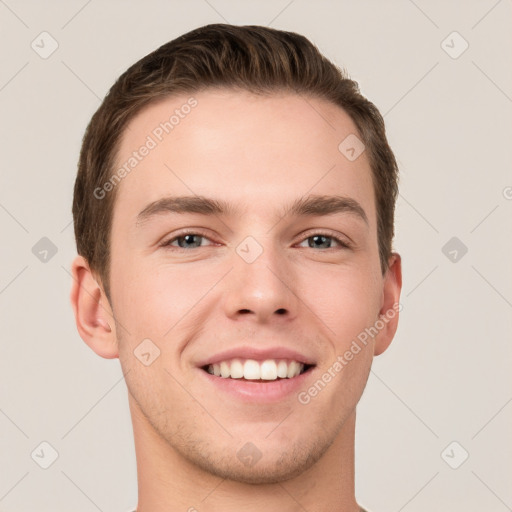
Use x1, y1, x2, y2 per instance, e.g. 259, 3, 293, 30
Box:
113, 258, 212, 343
298, 263, 381, 345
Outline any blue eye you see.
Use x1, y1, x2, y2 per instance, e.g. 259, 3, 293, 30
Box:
161, 233, 211, 249
298, 233, 350, 250
160, 231, 351, 251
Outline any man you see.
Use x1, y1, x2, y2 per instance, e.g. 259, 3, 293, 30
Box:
70, 23, 402, 512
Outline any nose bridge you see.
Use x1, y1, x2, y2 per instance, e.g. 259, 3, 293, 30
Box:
223, 233, 298, 321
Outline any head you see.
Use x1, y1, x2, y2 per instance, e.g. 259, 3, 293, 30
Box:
71, 24, 401, 484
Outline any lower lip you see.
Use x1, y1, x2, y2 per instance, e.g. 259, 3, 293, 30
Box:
197, 367, 315, 403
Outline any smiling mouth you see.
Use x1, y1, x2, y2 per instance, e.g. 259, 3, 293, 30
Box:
201, 358, 315, 381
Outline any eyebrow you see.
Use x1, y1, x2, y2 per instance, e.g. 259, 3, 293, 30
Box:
135, 194, 368, 227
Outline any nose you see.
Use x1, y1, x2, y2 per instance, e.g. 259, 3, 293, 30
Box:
222, 237, 299, 324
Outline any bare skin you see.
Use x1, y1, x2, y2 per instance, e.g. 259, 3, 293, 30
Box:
70, 89, 402, 512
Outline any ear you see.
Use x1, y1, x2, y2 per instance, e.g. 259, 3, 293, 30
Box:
374, 252, 402, 356
69, 255, 118, 359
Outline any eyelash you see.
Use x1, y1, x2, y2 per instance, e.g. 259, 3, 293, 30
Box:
159, 229, 352, 251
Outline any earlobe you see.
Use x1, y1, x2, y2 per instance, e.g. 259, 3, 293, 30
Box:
69, 255, 118, 359
374, 252, 402, 356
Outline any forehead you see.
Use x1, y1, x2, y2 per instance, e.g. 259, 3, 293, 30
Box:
112, 89, 375, 226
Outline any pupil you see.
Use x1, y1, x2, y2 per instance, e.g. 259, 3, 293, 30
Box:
312, 235, 329, 248
180, 234, 200, 248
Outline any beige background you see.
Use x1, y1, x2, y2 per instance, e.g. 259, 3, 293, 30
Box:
1, 1, 511, 511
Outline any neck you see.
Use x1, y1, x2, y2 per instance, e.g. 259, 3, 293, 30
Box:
130, 394, 359, 512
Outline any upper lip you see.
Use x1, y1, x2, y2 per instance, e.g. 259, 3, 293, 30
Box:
196, 346, 316, 368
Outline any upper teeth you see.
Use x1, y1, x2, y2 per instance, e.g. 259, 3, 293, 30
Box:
206, 359, 305, 380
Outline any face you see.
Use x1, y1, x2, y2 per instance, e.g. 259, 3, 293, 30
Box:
107, 89, 399, 483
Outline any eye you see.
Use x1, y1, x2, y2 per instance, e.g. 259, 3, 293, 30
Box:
159, 230, 351, 251
160, 231, 214, 250
297, 232, 351, 250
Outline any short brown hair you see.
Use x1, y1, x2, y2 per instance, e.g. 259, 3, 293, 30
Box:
73, 23, 399, 303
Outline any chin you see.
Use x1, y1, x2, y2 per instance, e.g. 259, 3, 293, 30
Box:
171, 432, 331, 485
